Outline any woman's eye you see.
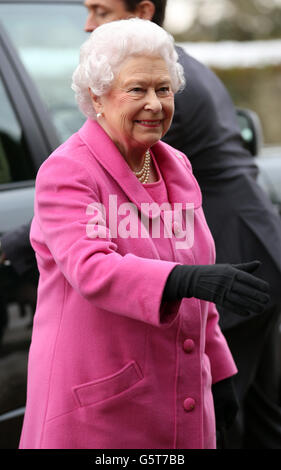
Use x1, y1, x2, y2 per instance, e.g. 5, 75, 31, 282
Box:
157, 87, 170, 94
130, 88, 144, 93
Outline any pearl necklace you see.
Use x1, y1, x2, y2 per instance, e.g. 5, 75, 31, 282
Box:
133, 150, 151, 184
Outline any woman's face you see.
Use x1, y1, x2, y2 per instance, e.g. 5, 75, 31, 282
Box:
91, 55, 174, 158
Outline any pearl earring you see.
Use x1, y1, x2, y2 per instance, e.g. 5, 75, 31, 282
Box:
97, 112, 102, 118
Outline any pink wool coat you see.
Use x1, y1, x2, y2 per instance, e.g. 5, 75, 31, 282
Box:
19, 119, 237, 449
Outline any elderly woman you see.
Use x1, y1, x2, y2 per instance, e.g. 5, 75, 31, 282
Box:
19, 19, 269, 449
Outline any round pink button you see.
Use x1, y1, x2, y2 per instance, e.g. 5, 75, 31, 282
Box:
183, 339, 195, 353
183, 397, 196, 412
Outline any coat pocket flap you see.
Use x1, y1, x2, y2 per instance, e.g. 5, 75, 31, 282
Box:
72, 361, 143, 407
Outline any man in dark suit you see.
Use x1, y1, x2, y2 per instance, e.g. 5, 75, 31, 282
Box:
1, 0, 281, 448
164, 43, 281, 448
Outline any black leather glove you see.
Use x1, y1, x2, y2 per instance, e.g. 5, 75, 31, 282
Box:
163, 261, 270, 317
212, 376, 239, 431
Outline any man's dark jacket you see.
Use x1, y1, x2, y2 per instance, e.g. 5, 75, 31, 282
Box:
163, 47, 281, 449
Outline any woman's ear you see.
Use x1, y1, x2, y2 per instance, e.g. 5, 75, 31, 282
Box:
134, 1, 155, 21
88, 87, 103, 116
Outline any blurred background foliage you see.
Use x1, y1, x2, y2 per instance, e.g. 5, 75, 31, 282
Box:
164, 0, 281, 146
166, 0, 281, 42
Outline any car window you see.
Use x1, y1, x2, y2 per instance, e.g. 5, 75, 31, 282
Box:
0, 3, 88, 143
0, 75, 35, 184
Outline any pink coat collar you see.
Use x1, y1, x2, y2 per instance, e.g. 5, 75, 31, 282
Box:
79, 119, 202, 213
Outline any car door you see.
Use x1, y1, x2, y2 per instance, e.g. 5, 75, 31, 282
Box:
0, 21, 61, 450
0, 23, 59, 234
0, 0, 87, 236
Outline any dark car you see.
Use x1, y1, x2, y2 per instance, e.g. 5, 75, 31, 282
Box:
0, 0, 280, 449
0, 0, 87, 448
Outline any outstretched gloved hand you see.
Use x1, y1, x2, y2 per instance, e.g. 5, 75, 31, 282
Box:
163, 261, 270, 316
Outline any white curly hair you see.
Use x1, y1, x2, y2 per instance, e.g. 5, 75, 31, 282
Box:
71, 18, 185, 120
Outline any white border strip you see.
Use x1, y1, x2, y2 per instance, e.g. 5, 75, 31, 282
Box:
180, 40, 281, 68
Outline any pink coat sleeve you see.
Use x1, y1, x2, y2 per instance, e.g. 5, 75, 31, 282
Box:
34, 154, 179, 327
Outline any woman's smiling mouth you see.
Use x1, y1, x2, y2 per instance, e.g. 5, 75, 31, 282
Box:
135, 119, 162, 128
